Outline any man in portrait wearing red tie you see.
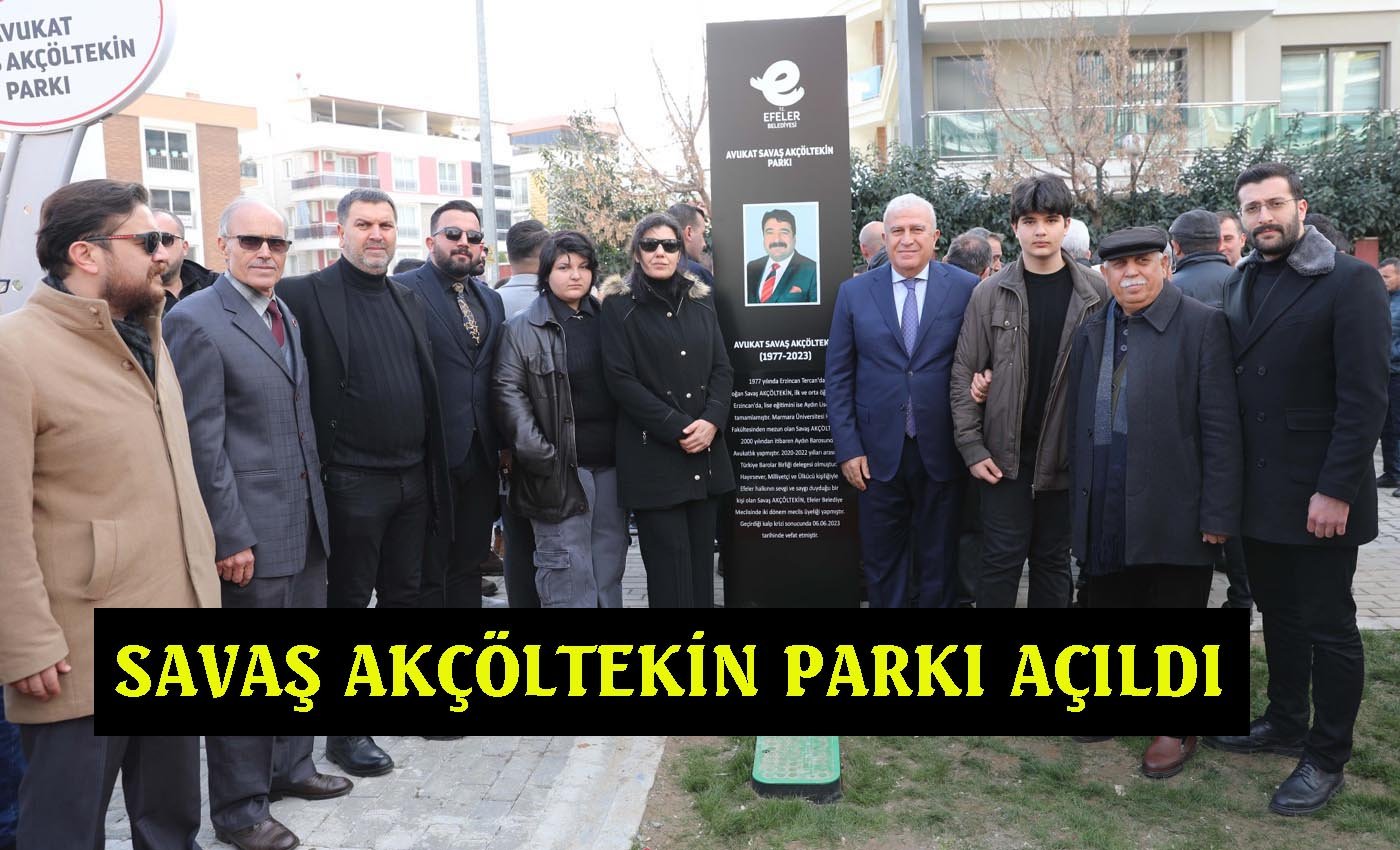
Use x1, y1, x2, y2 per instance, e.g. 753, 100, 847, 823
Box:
746, 208, 818, 305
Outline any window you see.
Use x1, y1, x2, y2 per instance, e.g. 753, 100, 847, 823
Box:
149, 189, 193, 221
399, 203, 421, 239
439, 162, 461, 194
933, 56, 988, 110
470, 161, 483, 195
145, 129, 191, 171
240, 160, 258, 179
393, 156, 418, 192
1282, 46, 1385, 113
495, 210, 511, 242
338, 156, 358, 175
1078, 49, 1186, 103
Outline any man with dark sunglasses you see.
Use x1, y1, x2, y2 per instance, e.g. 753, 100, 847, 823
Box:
165, 198, 351, 850
0, 181, 219, 848
395, 199, 507, 613
153, 209, 218, 315
279, 188, 453, 777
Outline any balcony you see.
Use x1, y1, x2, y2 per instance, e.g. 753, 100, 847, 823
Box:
848, 65, 882, 105
290, 172, 380, 190
292, 223, 338, 240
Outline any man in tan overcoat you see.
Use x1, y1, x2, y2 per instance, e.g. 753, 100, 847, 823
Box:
0, 179, 219, 849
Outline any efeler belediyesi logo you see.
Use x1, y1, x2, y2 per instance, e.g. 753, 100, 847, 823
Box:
751, 60, 803, 129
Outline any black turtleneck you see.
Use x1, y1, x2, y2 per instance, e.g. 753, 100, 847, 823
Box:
1248, 255, 1289, 322
334, 258, 426, 469
646, 273, 686, 310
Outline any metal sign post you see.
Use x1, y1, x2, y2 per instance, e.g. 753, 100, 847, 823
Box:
0, 0, 176, 313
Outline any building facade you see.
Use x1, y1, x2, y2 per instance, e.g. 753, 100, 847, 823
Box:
241, 94, 513, 278
842, 0, 1399, 164
506, 115, 622, 226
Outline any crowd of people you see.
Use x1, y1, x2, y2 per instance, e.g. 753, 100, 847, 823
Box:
0, 157, 1394, 848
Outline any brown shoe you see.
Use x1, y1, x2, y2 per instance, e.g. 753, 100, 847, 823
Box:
1142, 736, 1197, 779
215, 817, 299, 850
268, 771, 353, 802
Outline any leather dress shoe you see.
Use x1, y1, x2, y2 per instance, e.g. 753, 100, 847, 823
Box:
1377, 474, 1398, 488
1071, 736, 1114, 743
215, 817, 299, 850
1141, 736, 1197, 779
268, 771, 353, 801
1270, 758, 1345, 815
1391, 486, 1400, 498
1204, 718, 1304, 757
480, 552, 505, 576
325, 735, 394, 777
482, 577, 499, 596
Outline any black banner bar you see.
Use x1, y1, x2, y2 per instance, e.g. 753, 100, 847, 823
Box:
95, 609, 1251, 735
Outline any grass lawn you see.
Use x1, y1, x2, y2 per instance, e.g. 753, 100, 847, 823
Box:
636, 631, 1400, 850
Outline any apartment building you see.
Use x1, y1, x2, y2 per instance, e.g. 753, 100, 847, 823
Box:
74, 94, 258, 271
842, 0, 1398, 164
507, 115, 623, 225
242, 93, 513, 277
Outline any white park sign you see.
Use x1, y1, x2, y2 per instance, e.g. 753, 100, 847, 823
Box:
0, 0, 176, 313
0, 0, 174, 134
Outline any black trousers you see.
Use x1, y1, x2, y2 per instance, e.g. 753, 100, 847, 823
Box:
1220, 536, 1253, 609
976, 476, 1072, 608
500, 495, 540, 608
324, 463, 428, 609
18, 718, 200, 850
1381, 371, 1400, 478
1245, 538, 1364, 773
420, 441, 497, 608
1084, 563, 1213, 608
208, 533, 325, 832
635, 497, 718, 608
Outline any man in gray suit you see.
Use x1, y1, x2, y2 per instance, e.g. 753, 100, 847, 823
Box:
165, 199, 351, 850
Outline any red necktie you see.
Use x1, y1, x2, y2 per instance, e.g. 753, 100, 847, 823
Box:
759, 263, 779, 303
266, 298, 286, 347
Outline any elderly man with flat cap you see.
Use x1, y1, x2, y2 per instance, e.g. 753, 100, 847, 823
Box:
1065, 226, 1242, 778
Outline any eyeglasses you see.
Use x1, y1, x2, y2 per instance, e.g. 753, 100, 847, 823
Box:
84, 231, 176, 255
231, 235, 293, 254
1240, 197, 1299, 217
433, 226, 485, 245
638, 238, 682, 254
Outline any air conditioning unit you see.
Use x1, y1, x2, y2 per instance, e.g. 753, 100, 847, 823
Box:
322, 150, 337, 163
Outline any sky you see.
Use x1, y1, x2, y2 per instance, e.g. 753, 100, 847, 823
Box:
154, 0, 830, 149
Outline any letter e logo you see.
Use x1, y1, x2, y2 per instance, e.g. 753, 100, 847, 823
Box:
750, 60, 805, 107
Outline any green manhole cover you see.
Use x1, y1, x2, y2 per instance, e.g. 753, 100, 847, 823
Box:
752, 735, 841, 802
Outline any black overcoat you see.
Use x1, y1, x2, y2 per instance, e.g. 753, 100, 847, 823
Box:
278, 258, 453, 536
599, 272, 735, 510
1221, 226, 1390, 546
1067, 283, 1242, 567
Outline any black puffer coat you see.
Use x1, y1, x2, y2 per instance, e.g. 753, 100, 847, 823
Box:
599, 271, 735, 509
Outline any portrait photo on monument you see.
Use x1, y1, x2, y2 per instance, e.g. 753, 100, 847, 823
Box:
742, 201, 821, 307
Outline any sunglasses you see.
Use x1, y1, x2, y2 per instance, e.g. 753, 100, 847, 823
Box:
85, 231, 176, 255
433, 226, 485, 245
232, 235, 293, 254
638, 238, 682, 254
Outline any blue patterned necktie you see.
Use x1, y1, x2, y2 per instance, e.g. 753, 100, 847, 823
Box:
901, 278, 919, 437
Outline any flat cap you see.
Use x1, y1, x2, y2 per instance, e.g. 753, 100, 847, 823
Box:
1168, 209, 1221, 243
1097, 226, 1170, 262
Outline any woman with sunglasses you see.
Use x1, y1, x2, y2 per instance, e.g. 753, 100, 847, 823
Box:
494, 231, 626, 607
599, 213, 735, 607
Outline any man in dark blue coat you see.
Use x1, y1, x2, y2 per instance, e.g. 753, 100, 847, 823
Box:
826, 193, 978, 607
395, 200, 506, 610
1204, 163, 1390, 816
